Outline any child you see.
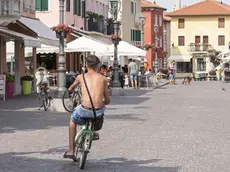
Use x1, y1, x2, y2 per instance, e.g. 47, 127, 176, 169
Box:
124, 74, 129, 87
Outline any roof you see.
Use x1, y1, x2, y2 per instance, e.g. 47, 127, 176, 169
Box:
167, 0, 230, 17
141, 0, 167, 10
163, 12, 171, 21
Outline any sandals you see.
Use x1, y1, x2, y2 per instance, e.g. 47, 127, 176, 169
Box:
93, 133, 100, 140
63, 151, 77, 161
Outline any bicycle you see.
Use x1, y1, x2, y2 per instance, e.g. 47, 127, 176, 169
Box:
38, 83, 51, 111
62, 84, 82, 113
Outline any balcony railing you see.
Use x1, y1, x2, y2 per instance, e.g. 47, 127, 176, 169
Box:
133, 41, 142, 46
188, 43, 214, 52
86, 19, 114, 35
0, 0, 20, 17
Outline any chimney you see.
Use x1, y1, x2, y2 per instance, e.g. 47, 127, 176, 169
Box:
176, 0, 181, 10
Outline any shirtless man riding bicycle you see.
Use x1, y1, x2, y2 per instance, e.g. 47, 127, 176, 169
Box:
64, 55, 110, 159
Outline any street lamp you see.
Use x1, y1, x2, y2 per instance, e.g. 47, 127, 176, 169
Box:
109, 0, 121, 87
57, 0, 66, 97
139, 13, 146, 75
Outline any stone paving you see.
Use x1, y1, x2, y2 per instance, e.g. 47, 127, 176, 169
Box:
1, 81, 230, 172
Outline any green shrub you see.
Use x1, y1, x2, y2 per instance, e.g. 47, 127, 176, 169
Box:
21, 75, 34, 81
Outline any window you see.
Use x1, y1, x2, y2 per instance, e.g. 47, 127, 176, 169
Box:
82, 0, 86, 18
159, 15, 162, 26
159, 36, 162, 47
178, 19, 185, 29
195, 36, 200, 44
218, 18, 225, 28
130, 29, 141, 42
178, 36, 185, 46
155, 15, 158, 26
36, 0, 48, 11
66, 0, 70, 12
203, 36, 209, 44
131, 0, 136, 14
197, 58, 206, 72
218, 35, 225, 46
177, 62, 192, 73
73, 0, 81, 16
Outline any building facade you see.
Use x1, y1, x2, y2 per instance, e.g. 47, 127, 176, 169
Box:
163, 12, 171, 69
0, 0, 58, 95
36, 0, 109, 32
167, 0, 230, 77
141, 0, 166, 71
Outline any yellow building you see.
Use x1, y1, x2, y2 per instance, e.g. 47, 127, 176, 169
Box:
167, 0, 230, 77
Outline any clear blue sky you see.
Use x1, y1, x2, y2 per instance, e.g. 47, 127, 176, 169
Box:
150, 0, 229, 12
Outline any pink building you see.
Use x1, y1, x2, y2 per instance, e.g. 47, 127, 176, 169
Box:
36, 0, 109, 33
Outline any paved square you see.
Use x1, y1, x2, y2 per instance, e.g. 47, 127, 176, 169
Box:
0, 81, 230, 172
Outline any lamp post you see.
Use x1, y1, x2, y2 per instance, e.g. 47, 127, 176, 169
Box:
139, 13, 146, 75
57, 0, 66, 97
109, 0, 121, 87
154, 25, 159, 73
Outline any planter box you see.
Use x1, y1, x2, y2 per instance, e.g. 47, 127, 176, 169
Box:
6, 82, 14, 98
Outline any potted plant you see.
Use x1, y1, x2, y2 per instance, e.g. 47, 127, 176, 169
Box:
105, 17, 114, 35
21, 75, 33, 95
4, 72, 15, 98
111, 34, 121, 45
52, 24, 73, 38
144, 43, 152, 51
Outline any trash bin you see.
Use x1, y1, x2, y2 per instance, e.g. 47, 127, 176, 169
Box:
22, 80, 32, 95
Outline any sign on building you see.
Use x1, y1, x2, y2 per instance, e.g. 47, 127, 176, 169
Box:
0, 75, 6, 101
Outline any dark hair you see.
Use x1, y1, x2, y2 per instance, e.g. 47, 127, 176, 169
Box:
86, 55, 100, 70
118, 65, 121, 69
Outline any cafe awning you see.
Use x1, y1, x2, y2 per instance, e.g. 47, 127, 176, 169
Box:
168, 55, 192, 62
18, 17, 59, 46
0, 27, 41, 47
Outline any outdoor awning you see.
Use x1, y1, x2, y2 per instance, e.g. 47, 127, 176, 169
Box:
18, 17, 59, 47
0, 27, 41, 47
25, 44, 59, 54
104, 41, 146, 57
168, 55, 192, 62
66, 36, 109, 54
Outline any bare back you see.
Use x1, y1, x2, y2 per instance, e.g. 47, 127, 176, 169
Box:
78, 72, 107, 108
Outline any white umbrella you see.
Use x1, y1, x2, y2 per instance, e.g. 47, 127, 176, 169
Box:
104, 41, 146, 57
65, 36, 109, 54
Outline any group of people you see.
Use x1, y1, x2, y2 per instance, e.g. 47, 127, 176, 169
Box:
99, 59, 139, 89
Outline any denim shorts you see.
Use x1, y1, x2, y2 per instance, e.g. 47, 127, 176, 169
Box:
71, 105, 105, 125
130, 74, 137, 81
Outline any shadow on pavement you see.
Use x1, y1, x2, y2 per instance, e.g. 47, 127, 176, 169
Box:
0, 152, 180, 172
105, 113, 146, 121
0, 111, 68, 133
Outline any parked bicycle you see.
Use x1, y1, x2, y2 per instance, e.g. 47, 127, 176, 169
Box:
38, 83, 51, 111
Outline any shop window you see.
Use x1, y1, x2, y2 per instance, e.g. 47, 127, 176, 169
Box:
197, 58, 206, 72
176, 62, 192, 73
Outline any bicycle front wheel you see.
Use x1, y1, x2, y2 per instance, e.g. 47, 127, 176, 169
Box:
62, 90, 81, 113
79, 151, 88, 169
43, 92, 49, 111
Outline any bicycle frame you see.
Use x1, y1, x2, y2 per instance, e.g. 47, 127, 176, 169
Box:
75, 122, 94, 152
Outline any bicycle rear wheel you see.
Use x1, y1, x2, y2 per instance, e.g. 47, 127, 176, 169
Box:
43, 92, 49, 111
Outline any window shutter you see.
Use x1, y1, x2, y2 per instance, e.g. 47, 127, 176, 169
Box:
131, 1, 134, 14
36, 0, 41, 11
73, 0, 77, 14
41, 0, 48, 11
77, 0, 81, 16
66, 0, 70, 12
136, 30, 141, 41
82, 0, 85, 18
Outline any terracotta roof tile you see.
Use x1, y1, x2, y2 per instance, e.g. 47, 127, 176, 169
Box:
141, 0, 167, 10
167, 0, 230, 16
163, 12, 171, 21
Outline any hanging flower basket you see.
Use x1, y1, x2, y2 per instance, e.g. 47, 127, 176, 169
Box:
111, 34, 121, 45
52, 24, 73, 38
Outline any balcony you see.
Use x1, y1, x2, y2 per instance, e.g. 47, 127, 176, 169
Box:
133, 41, 141, 46
188, 43, 214, 52
87, 19, 114, 35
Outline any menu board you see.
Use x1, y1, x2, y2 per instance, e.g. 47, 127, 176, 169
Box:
0, 75, 6, 101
